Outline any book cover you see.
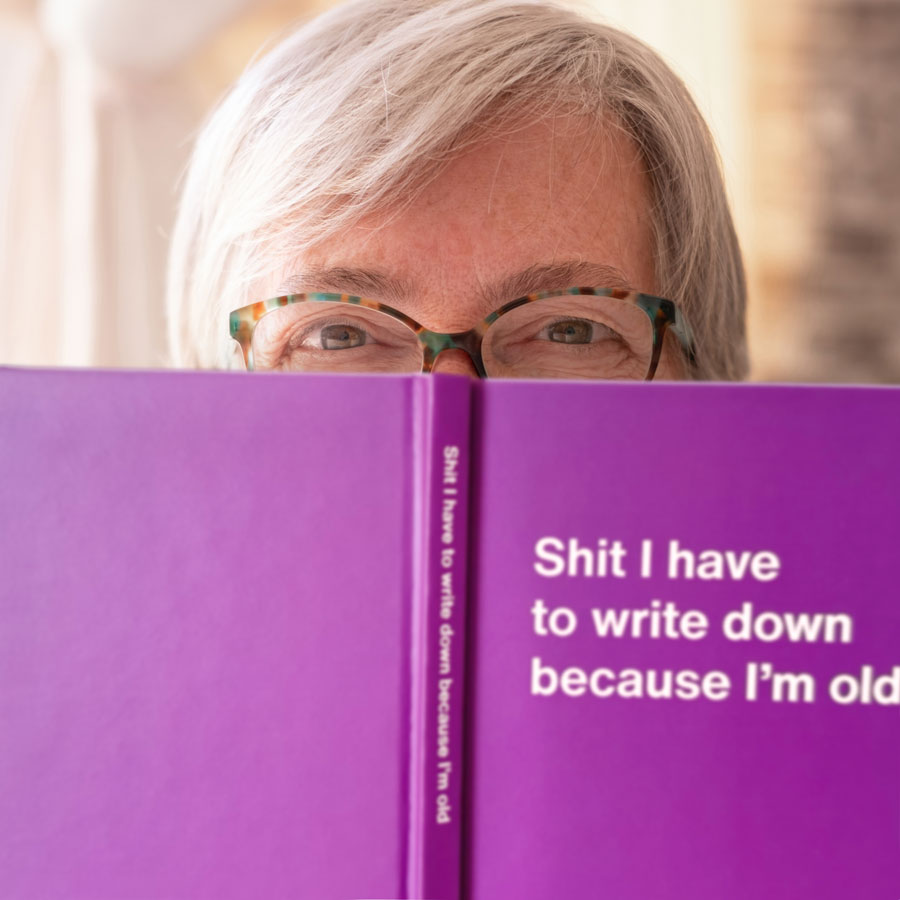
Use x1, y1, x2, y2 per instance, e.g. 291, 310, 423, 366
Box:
466, 380, 900, 898
1, 369, 898, 898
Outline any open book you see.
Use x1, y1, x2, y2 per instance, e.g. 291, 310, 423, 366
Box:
1, 369, 898, 899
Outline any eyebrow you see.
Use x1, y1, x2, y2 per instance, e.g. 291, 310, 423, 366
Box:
277, 266, 411, 304
485, 261, 636, 306
276, 260, 636, 310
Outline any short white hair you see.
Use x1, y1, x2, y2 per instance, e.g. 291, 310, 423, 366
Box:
167, 0, 748, 379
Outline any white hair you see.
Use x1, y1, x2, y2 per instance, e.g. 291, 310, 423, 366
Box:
167, 0, 748, 379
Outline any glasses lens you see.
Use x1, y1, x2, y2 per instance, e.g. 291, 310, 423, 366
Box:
249, 301, 423, 373
482, 295, 653, 380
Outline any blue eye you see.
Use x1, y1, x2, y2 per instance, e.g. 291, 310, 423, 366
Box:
319, 323, 367, 350
547, 319, 593, 344
541, 318, 623, 345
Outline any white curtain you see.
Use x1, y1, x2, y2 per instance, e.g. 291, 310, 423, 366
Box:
0, 0, 264, 367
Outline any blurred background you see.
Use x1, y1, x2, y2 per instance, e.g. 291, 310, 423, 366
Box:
0, 0, 897, 381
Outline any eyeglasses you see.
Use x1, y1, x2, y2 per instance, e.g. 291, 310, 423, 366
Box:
228, 287, 696, 380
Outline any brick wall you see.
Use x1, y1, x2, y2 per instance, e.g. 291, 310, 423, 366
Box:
748, 0, 900, 382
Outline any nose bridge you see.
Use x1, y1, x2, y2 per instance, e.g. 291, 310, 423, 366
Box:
430, 347, 479, 377
421, 327, 486, 377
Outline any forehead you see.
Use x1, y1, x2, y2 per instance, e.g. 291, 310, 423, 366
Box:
273, 114, 657, 316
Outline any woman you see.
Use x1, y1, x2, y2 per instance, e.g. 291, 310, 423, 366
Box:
167, 0, 747, 381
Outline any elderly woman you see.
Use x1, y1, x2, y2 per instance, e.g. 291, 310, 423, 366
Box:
167, 0, 747, 382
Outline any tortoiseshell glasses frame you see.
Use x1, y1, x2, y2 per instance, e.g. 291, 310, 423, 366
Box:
228, 286, 697, 379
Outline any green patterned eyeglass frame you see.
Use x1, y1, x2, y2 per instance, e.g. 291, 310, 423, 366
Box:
228, 286, 697, 379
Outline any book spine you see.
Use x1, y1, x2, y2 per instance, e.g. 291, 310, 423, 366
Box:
407, 374, 472, 900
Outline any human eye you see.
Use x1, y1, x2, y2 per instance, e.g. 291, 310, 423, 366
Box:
483, 297, 653, 380
541, 317, 625, 345
282, 313, 405, 370
292, 318, 371, 351
252, 312, 378, 367
250, 302, 421, 373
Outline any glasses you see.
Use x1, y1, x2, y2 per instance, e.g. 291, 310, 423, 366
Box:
228, 287, 696, 380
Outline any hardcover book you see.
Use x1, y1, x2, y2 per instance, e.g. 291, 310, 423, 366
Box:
1, 368, 898, 899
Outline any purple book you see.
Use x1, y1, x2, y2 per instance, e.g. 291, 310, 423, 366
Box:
0, 369, 898, 899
